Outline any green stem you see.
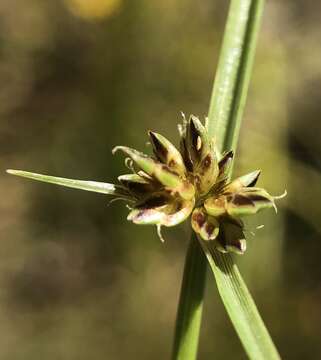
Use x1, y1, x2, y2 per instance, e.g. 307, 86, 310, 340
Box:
208, 0, 264, 154
173, 1, 280, 359
171, 234, 207, 360
205, 0, 281, 359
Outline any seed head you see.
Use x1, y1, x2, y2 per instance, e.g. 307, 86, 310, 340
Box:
7, 114, 286, 255
112, 115, 286, 254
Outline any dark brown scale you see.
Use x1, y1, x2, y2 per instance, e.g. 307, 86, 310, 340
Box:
149, 132, 169, 162
218, 150, 234, 170
232, 194, 255, 207
205, 222, 215, 236
180, 138, 193, 171
125, 182, 153, 195
137, 194, 168, 209
190, 120, 199, 149
168, 159, 176, 168
193, 212, 206, 228
216, 231, 227, 250
247, 172, 260, 187
246, 194, 269, 202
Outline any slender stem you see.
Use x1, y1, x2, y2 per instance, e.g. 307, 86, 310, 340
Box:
208, 0, 264, 153
171, 233, 207, 360
173, 1, 280, 359
204, 0, 281, 359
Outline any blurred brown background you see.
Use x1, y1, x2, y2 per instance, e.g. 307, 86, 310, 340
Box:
1, 0, 320, 359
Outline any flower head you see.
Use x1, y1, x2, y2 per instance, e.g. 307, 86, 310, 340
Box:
7, 114, 285, 254
112, 115, 285, 253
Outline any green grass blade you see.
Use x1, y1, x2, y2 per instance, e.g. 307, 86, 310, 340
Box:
171, 234, 207, 360
208, 0, 264, 154
200, 240, 281, 359
204, 0, 281, 359
6, 169, 128, 197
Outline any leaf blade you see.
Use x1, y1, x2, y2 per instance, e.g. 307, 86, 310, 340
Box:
6, 169, 128, 197
199, 241, 281, 360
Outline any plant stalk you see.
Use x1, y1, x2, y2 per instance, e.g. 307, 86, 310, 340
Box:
173, 0, 280, 359
208, 0, 265, 154
171, 233, 207, 360
206, 0, 281, 359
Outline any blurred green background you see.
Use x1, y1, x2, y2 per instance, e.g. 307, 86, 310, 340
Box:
1, 0, 320, 359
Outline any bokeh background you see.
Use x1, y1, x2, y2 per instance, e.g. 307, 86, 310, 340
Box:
1, 0, 320, 359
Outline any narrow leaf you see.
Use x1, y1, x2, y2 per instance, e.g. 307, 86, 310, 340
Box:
6, 169, 128, 197
199, 241, 281, 360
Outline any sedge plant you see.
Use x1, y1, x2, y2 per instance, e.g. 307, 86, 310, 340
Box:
7, 0, 286, 358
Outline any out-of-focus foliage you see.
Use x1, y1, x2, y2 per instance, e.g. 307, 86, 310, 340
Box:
64, 0, 122, 20
0, 0, 320, 359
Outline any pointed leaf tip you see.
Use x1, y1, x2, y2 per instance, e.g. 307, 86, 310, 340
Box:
242, 170, 261, 187
225, 170, 261, 192
6, 169, 128, 197
218, 150, 234, 171
148, 130, 186, 175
